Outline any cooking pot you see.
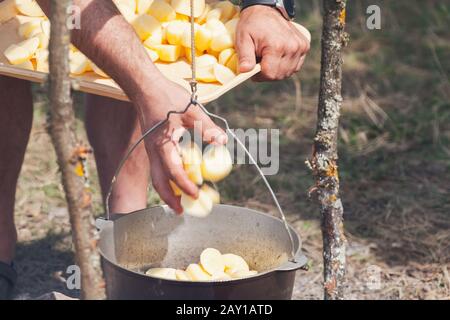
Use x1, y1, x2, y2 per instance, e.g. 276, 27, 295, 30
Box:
97, 204, 307, 300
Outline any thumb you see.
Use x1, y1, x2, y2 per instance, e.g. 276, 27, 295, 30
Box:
236, 32, 256, 73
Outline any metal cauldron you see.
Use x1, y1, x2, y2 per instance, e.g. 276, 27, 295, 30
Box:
97, 205, 307, 300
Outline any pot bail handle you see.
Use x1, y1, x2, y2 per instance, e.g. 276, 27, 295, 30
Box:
105, 100, 297, 260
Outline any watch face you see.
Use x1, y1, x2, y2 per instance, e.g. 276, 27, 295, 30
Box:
283, 0, 295, 18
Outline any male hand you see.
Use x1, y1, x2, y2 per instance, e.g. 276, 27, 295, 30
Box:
140, 79, 227, 214
236, 5, 310, 81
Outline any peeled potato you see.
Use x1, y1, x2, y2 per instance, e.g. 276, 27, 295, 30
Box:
196, 54, 217, 68
204, 19, 227, 37
181, 188, 213, 218
194, 3, 211, 24
196, 64, 216, 83
18, 20, 42, 39
180, 142, 203, 185
69, 51, 90, 75
194, 25, 212, 52
214, 1, 236, 22
225, 52, 239, 73
171, 0, 205, 18
180, 23, 200, 48
148, 0, 176, 22
201, 184, 220, 205
18, 37, 40, 56
136, 0, 153, 14
151, 44, 181, 62
218, 47, 235, 66
175, 269, 191, 281
15, 0, 45, 17
185, 47, 203, 63
213, 63, 235, 85
201, 144, 233, 182
200, 248, 225, 275
186, 263, 211, 281
206, 8, 222, 22
143, 28, 164, 47
4, 44, 30, 65
223, 253, 250, 274
36, 32, 49, 49
132, 14, 161, 40
145, 47, 159, 62
225, 18, 238, 42
211, 271, 232, 281
145, 267, 177, 280
116, 2, 137, 23
113, 0, 137, 13
165, 20, 188, 45
210, 32, 233, 52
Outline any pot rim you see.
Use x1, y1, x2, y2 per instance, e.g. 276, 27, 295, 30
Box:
98, 204, 308, 285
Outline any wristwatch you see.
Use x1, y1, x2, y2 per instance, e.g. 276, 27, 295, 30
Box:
240, 0, 296, 20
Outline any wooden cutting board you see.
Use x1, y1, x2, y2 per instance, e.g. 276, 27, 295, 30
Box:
0, 14, 308, 104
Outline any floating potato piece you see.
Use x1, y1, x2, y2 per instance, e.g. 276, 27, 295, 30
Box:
230, 270, 258, 279
171, 0, 205, 18
169, 180, 182, 196
225, 52, 238, 73
15, 59, 34, 70
132, 14, 161, 40
194, 3, 211, 24
201, 144, 233, 182
15, 0, 45, 17
0, 0, 18, 23
218, 47, 235, 66
200, 248, 225, 275
136, 0, 153, 14
175, 269, 191, 281
180, 142, 203, 185
186, 264, 211, 281
194, 26, 212, 52
214, 1, 236, 22
165, 20, 188, 45
151, 44, 181, 62
201, 184, 220, 205
148, 0, 176, 22
210, 32, 233, 52
213, 63, 235, 85
196, 64, 216, 83
18, 19, 42, 38
145, 267, 177, 280
69, 51, 90, 75
145, 47, 159, 62
222, 253, 250, 274
181, 188, 213, 218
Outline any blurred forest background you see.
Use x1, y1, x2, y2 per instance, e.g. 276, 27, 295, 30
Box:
12, 0, 449, 299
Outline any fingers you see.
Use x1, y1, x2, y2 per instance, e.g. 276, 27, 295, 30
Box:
253, 48, 282, 82
183, 105, 228, 145
235, 31, 257, 73
150, 154, 183, 214
154, 139, 198, 199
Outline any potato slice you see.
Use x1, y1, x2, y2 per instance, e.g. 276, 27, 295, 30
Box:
186, 264, 211, 281
194, 26, 212, 52
194, 3, 211, 24
169, 180, 182, 196
196, 64, 216, 83
132, 14, 161, 40
18, 37, 40, 56
206, 8, 222, 22
148, 0, 176, 22
213, 63, 235, 85
218, 48, 235, 66
136, 0, 153, 14
181, 189, 213, 218
222, 253, 250, 274
171, 0, 205, 18
210, 32, 233, 52
4, 44, 30, 65
175, 269, 191, 281
196, 54, 217, 68
145, 267, 177, 280
18, 19, 42, 39
200, 248, 225, 275
201, 144, 233, 182
225, 52, 238, 73
230, 270, 258, 279
69, 51, 90, 75
165, 20, 189, 45
180, 142, 203, 185
201, 184, 220, 205
143, 28, 164, 47
15, 0, 45, 17
214, 1, 236, 22
145, 47, 159, 62
211, 271, 232, 281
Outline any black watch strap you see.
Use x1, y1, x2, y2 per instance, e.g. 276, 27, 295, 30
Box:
241, 0, 277, 11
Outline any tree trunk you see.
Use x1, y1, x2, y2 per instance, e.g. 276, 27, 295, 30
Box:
309, 0, 348, 300
48, 0, 105, 299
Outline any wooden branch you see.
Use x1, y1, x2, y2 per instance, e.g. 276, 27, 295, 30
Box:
309, 0, 348, 300
48, 0, 105, 299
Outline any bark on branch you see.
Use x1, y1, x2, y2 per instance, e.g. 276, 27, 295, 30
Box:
48, 0, 105, 299
309, 0, 348, 300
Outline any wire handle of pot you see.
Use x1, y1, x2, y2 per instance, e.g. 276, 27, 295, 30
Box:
104, 100, 297, 261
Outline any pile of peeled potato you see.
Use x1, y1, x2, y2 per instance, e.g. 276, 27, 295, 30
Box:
2, 0, 242, 84
146, 248, 258, 281
175, 141, 232, 217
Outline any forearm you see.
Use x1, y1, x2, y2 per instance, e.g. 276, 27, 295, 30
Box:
37, 0, 168, 126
